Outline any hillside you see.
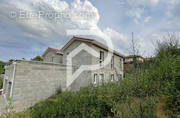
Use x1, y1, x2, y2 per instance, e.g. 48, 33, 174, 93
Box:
1, 42, 180, 118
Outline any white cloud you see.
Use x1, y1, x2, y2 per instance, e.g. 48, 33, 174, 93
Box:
0, 0, 165, 59
126, 7, 145, 24
103, 28, 128, 41
0, 0, 100, 37
126, 8, 143, 19
144, 16, 151, 23
127, 0, 159, 7
103, 28, 129, 54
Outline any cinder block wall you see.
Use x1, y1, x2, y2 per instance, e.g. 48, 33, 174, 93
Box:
3, 64, 15, 99
43, 51, 63, 63
11, 61, 67, 112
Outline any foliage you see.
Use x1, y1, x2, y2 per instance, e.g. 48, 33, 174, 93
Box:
31, 56, 43, 61
27, 39, 180, 118
0, 61, 5, 74
0, 77, 3, 89
3, 34, 180, 118
0, 61, 5, 89
1, 110, 30, 118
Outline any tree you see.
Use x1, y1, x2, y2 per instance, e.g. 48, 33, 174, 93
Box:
31, 56, 43, 61
0, 61, 5, 74
155, 33, 180, 58
0, 61, 5, 89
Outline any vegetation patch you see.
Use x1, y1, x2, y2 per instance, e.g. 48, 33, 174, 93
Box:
1, 35, 180, 118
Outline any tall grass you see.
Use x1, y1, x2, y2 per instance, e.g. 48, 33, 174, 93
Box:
29, 36, 180, 118
2, 34, 180, 118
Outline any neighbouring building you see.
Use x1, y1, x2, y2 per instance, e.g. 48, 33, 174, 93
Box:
0, 36, 125, 113
123, 55, 144, 71
124, 55, 144, 64
42, 47, 63, 63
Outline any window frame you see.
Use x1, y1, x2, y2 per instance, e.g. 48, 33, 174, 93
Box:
111, 74, 114, 82
111, 55, 114, 69
51, 56, 54, 62
120, 58, 122, 70
93, 74, 98, 84
100, 51, 104, 65
99, 74, 104, 83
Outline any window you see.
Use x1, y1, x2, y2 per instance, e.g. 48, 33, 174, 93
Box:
120, 58, 122, 70
99, 74, 104, 83
93, 74, 98, 84
100, 51, 104, 66
117, 74, 122, 80
111, 74, 114, 82
119, 74, 122, 79
51, 57, 54, 62
111, 55, 114, 69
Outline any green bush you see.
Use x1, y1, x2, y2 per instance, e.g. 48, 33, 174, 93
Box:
29, 38, 180, 118
0, 77, 3, 89
31, 56, 43, 61
166, 90, 180, 118
30, 51, 180, 118
30, 77, 161, 118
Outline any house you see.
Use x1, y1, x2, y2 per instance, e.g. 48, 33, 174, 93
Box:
0, 36, 125, 113
124, 55, 144, 64
42, 47, 63, 63
144, 57, 155, 61
42, 37, 124, 85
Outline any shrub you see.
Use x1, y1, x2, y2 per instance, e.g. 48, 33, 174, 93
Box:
0, 77, 3, 89
31, 56, 43, 61
166, 90, 180, 118
21, 34, 180, 118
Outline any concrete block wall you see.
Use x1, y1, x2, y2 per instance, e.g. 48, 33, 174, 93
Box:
3, 64, 15, 100
43, 51, 63, 63
67, 70, 92, 91
4, 64, 14, 82
62, 40, 124, 86
62, 40, 93, 65
11, 61, 67, 112
1, 39, 124, 114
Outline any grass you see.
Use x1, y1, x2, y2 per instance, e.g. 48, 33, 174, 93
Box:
1, 40, 180, 118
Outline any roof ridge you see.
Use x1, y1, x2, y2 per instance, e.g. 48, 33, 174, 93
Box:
73, 36, 94, 41
48, 47, 61, 53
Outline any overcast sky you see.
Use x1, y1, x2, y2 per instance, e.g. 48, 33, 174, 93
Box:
0, 0, 180, 61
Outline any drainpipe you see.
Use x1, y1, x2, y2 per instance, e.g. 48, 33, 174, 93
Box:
10, 61, 17, 99
2, 73, 6, 94
2, 66, 8, 104
122, 58, 124, 78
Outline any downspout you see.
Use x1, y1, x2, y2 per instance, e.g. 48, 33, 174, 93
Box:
122, 58, 124, 78
10, 61, 17, 99
2, 73, 6, 94
2, 66, 8, 104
